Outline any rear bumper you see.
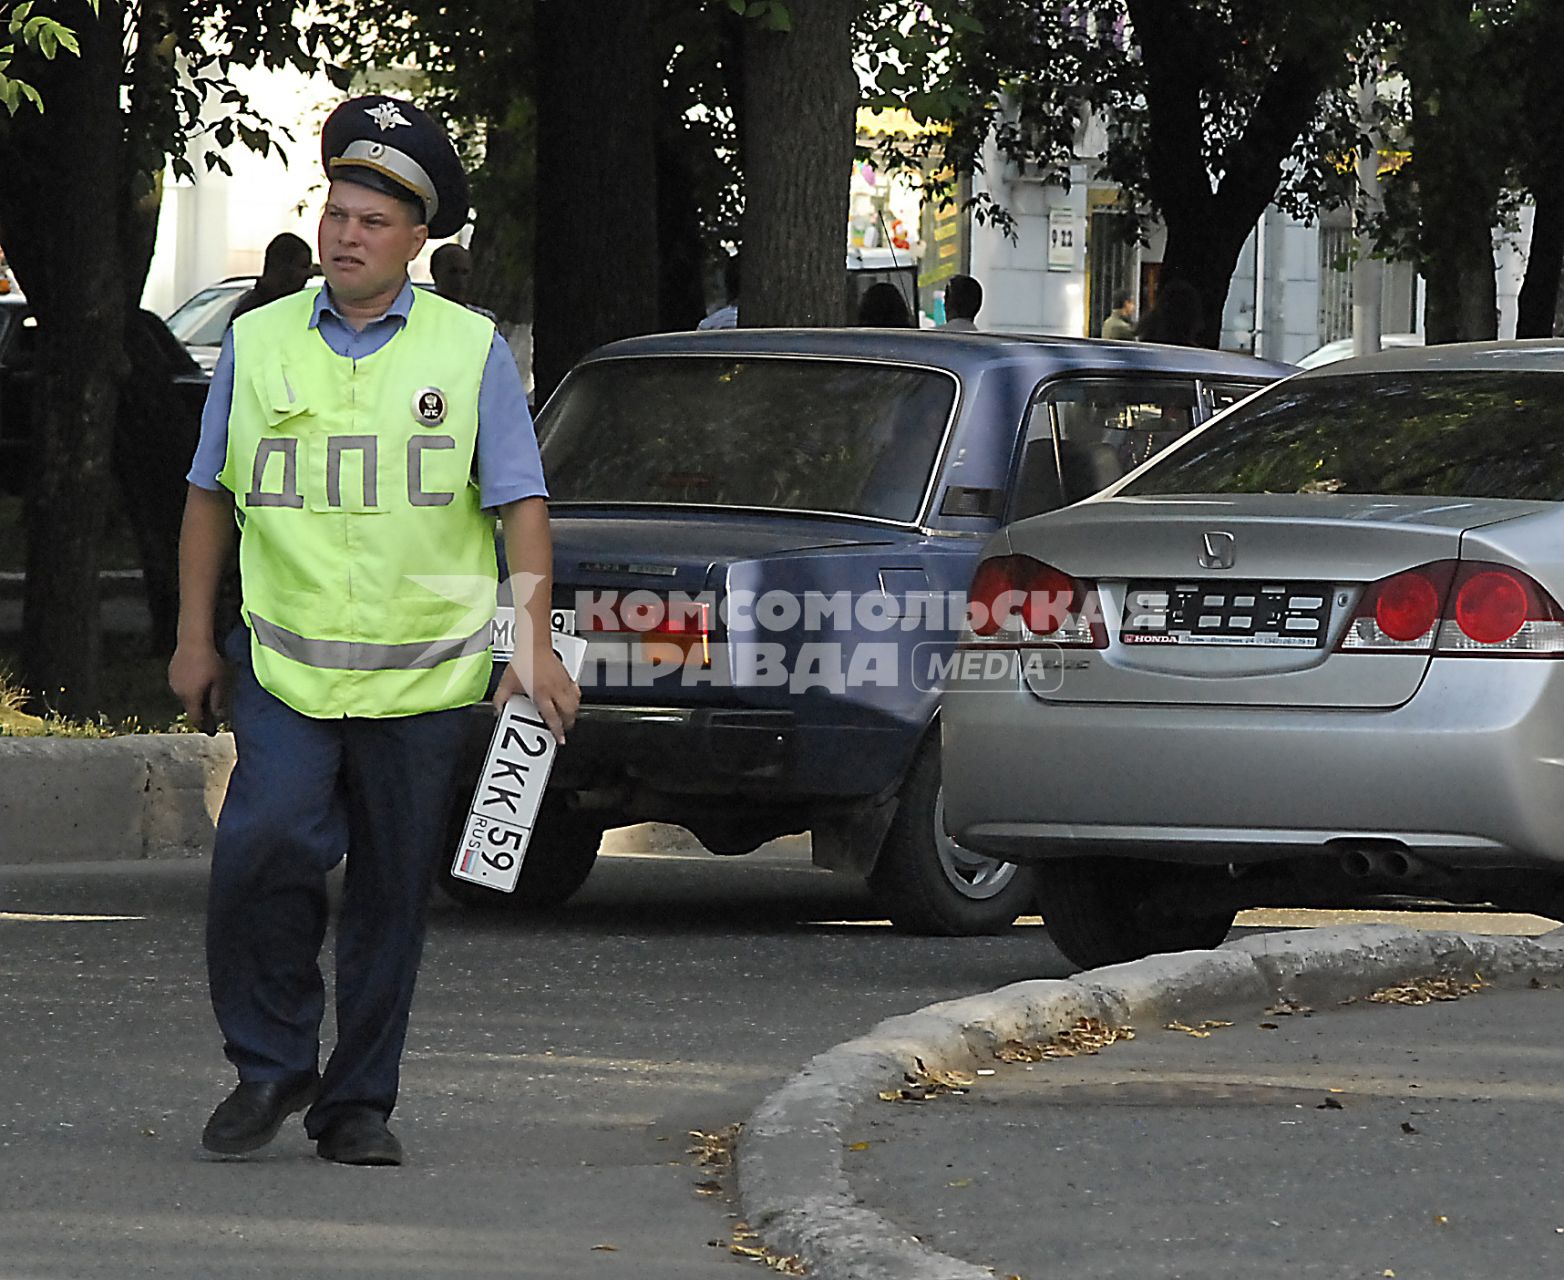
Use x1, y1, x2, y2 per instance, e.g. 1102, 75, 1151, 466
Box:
462, 700, 913, 801
941, 659, 1564, 870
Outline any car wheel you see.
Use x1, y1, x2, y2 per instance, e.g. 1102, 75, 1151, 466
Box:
1035, 857, 1237, 970
437, 797, 604, 912
866, 738, 1037, 935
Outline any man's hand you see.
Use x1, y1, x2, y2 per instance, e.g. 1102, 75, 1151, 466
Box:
493, 641, 580, 743
169, 641, 228, 734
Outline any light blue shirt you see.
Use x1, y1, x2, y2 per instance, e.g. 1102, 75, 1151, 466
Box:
186, 281, 546, 509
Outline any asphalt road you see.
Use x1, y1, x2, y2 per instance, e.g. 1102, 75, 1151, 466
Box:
1, 840, 1554, 1279
0, 839, 1068, 1280
849, 983, 1564, 1280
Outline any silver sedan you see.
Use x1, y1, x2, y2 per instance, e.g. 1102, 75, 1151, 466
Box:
941, 341, 1564, 968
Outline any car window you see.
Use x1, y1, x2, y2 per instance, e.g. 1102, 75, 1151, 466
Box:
1201, 381, 1265, 416
1010, 377, 1200, 518
166, 284, 247, 346
1120, 370, 1564, 500
539, 356, 956, 523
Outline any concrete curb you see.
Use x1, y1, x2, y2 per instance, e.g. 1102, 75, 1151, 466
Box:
736, 925, 1564, 1280
0, 733, 235, 864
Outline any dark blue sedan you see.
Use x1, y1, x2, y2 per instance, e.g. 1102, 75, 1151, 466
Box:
445, 328, 1292, 934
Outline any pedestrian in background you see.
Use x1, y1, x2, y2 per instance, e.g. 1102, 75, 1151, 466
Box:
1136, 279, 1203, 346
1100, 289, 1137, 340
430, 242, 497, 321
697, 253, 740, 330
939, 274, 983, 331
170, 93, 578, 1168
228, 233, 313, 325
857, 281, 914, 327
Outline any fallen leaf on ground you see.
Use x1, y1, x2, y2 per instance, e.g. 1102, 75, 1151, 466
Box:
694, 1179, 723, 1195
996, 1018, 1134, 1063
689, 1124, 741, 1170
1368, 975, 1485, 1006
1317, 1096, 1345, 1110
948, 1178, 972, 1188
591, 1244, 618, 1252
1401, 1122, 1419, 1134
1259, 1022, 1279, 1030
847, 1141, 872, 1151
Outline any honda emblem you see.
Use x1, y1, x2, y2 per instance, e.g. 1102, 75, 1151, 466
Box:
1199, 531, 1236, 570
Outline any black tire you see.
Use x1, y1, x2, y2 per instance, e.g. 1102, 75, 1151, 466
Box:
437, 797, 604, 912
1035, 857, 1237, 970
866, 738, 1037, 935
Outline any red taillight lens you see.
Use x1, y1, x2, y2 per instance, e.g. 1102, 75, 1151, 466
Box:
1339, 562, 1455, 653
1021, 565, 1078, 634
967, 554, 1105, 647
968, 556, 1025, 638
1453, 570, 1529, 645
1374, 573, 1441, 643
1341, 560, 1564, 656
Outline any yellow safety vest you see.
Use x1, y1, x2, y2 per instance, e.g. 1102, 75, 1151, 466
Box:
221, 287, 498, 719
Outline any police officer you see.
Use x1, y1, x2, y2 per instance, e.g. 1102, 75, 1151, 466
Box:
169, 95, 579, 1166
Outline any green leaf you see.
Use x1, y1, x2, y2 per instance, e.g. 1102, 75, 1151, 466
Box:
765, 2, 791, 31
727, 0, 746, 12
8, 2, 32, 35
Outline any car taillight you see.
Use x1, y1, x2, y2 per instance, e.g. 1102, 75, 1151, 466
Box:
1438, 563, 1564, 655
1339, 562, 1455, 652
580, 592, 713, 663
1339, 560, 1564, 656
966, 554, 1105, 648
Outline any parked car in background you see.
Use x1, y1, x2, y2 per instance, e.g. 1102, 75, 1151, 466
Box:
165, 276, 325, 374
0, 298, 208, 497
1296, 332, 1422, 369
441, 328, 1291, 934
943, 340, 1564, 966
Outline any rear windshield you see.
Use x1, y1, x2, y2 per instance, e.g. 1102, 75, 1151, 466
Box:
1120, 370, 1564, 502
539, 355, 956, 522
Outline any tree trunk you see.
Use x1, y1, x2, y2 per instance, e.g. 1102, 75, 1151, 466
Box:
1518, 188, 1564, 338
1130, 0, 1341, 349
470, 109, 537, 327
1155, 227, 1254, 349
0, 1, 124, 714
532, 0, 660, 402
656, 100, 709, 331
739, 0, 858, 328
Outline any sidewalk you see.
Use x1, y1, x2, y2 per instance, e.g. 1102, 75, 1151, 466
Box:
736, 924, 1564, 1280
847, 982, 1564, 1280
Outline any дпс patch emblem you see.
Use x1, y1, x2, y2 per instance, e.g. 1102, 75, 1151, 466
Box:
413, 387, 447, 426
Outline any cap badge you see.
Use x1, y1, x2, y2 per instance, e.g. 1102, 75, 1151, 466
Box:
366, 102, 412, 132
413, 387, 447, 427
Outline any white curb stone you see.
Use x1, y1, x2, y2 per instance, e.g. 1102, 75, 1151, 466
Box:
1082, 949, 1270, 1023
1222, 924, 1478, 1004
738, 926, 1561, 1280
0, 734, 234, 864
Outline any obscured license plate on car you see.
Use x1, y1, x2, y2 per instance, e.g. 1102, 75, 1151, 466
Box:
1120, 580, 1333, 649
491, 607, 575, 662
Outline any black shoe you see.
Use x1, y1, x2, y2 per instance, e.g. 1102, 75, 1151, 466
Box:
315, 1110, 403, 1166
201, 1074, 319, 1155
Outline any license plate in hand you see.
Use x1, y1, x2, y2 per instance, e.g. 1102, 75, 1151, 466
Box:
451, 630, 587, 893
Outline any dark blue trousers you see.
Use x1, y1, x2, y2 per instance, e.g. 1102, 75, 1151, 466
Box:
207, 627, 469, 1137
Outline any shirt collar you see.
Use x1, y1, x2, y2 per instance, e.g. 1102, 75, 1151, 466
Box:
310, 278, 417, 330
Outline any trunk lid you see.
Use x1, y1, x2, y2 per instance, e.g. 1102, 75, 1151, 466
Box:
1007, 494, 1555, 707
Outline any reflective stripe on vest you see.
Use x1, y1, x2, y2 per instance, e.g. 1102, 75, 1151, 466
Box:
249, 612, 493, 671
